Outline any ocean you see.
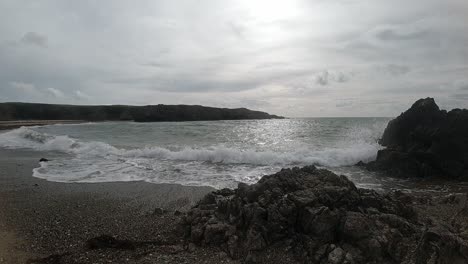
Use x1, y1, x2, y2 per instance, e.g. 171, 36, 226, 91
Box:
0, 118, 394, 189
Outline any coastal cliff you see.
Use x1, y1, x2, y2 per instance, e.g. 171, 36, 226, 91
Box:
0, 102, 283, 122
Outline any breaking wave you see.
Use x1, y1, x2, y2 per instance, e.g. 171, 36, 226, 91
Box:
0, 127, 382, 168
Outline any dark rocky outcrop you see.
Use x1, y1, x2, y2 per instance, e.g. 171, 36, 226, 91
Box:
0, 102, 283, 122
367, 98, 468, 179
180, 166, 468, 263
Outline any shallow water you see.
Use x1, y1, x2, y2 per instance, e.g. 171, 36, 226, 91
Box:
0, 118, 398, 189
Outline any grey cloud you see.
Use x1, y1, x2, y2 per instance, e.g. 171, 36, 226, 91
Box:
20, 32, 48, 48
450, 93, 468, 100
335, 72, 349, 83
375, 28, 430, 41
376, 64, 411, 76
206, 97, 272, 109
458, 84, 468, 91
336, 101, 353, 108
6, 81, 49, 103
10, 81, 35, 91
445, 81, 468, 93
315, 71, 351, 86
449, 81, 468, 100
46, 87, 65, 98
74, 90, 90, 100
254, 61, 288, 69
140, 61, 171, 68
227, 22, 246, 40
110, 65, 339, 94
5, 80, 91, 104
135, 77, 260, 93
316, 71, 330, 86
337, 12, 468, 66
0, 0, 467, 117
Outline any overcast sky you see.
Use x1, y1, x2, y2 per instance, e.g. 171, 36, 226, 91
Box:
1, 0, 467, 117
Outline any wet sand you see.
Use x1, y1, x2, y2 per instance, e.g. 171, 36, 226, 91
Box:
0, 149, 237, 264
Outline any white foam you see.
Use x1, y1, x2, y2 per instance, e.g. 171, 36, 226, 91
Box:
0, 127, 381, 167
0, 126, 384, 188
0, 127, 119, 155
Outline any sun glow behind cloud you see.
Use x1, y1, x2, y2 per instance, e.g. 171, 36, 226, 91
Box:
240, 0, 303, 22
235, 0, 305, 44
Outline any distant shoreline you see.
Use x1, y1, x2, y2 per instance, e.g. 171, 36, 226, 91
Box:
0, 120, 86, 130
0, 102, 283, 123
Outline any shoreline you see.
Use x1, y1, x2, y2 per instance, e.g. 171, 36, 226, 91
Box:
1, 148, 468, 263
0, 120, 86, 130
0, 149, 230, 263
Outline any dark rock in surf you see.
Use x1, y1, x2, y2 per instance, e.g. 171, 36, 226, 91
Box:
180, 166, 468, 263
367, 97, 468, 179
39, 158, 49, 162
355, 160, 365, 167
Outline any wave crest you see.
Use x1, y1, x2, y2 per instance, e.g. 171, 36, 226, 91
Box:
0, 127, 381, 167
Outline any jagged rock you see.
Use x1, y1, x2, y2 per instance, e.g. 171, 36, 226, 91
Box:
414, 226, 468, 264
327, 247, 345, 264
180, 166, 468, 263
367, 98, 468, 179
355, 161, 366, 167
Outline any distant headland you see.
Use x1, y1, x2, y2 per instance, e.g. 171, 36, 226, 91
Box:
0, 102, 284, 123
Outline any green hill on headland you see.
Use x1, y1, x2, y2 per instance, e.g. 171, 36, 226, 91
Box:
0, 102, 283, 122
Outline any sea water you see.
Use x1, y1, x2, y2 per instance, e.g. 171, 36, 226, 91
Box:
0, 118, 393, 189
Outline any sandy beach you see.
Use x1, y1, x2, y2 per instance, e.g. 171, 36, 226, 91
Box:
1, 150, 468, 263
0, 148, 237, 264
